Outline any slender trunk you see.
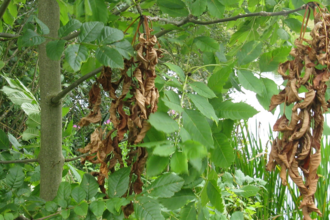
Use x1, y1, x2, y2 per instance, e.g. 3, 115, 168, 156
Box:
37, 0, 64, 201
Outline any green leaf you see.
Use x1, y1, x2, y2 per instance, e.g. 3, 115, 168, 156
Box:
236, 41, 263, 66
78, 21, 104, 42
22, 128, 39, 140
234, 169, 245, 185
157, 0, 188, 17
45, 201, 58, 213
211, 133, 234, 169
5, 166, 25, 189
106, 197, 130, 214
98, 26, 124, 44
46, 40, 66, 60
71, 186, 86, 203
171, 151, 188, 174
0, 129, 10, 150
162, 90, 183, 113
81, 174, 99, 200
221, 0, 240, 6
193, 36, 219, 52
153, 143, 175, 156
190, 0, 207, 16
212, 100, 258, 120
182, 110, 214, 148
237, 70, 264, 94
149, 112, 179, 134
58, 19, 82, 38
57, 182, 71, 200
74, 201, 88, 216
277, 28, 290, 40
21, 103, 40, 115
180, 202, 197, 220
187, 94, 218, 122
256, 77, 278, 110
95, 46, 124, 68
34, 16, 49, 35
208, 66, 232, 93
113, 40, 134, 59
90, 200, 105, 216
189, 82, 216, 99
231, 211, 244, 220
284, 18, 308, 33
134, 196, 164, 220
20, 29, 45, 47
8, 133, 21, 148
81, 57, 102, 75
207, 0, 225, 18
61, 209, 70, 219
182, 140, 207, 159
147, 155, 168, 177
259, 46, 291, 72
108, 167, 130, 198
237, 185, 260, 198
88, 0, 108, 23
164, 63, 185, 82
207, 180, 224, 212
146, 173, 184, 198
65, 44, 89, 72
158, 189, 195, 210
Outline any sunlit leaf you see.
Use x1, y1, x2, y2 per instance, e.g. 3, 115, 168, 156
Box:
237, 70, 264, 94
182, 110, 214, 148
149, 112, 179, 134
81, 174, 99, 200
65, 44, 89, 72
95, 46, 124, 68
58, 19, 82, 38
78, 21, 104, 42
193, 36, 219, 52
211, 133, 234, 169
212, 100, 258, 120
146, 173, 184, 198
108, 167, 130, 198
5, 166, 24, 189
134, 196, 164, 220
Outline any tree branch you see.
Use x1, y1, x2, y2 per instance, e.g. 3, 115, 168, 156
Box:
154, 5, 307, 37
0, 153, 91, 164
64, 153, 90, 162
0, 158, 38, 164
51, 67, 103, 104
0, 0, 11, 20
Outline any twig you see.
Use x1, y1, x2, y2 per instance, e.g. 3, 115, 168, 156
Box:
0, 105, 14, 121
154, 5, 307, 37
64, 153, 90, 162
51, 67, 103, 104
0, 0, 11, 20
0, 158, 38, 164
0, 153, 91, 164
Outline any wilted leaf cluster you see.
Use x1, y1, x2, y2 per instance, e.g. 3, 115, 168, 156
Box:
266, 8, 330, 219
77, 21, 162, 217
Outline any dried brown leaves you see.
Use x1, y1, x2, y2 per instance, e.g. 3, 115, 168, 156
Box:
77, 20, 162, 208
267, 8, 330, 218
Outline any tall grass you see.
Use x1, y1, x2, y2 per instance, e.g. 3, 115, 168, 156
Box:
229, 120, 330, 219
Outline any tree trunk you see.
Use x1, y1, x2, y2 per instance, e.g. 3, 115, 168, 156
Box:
37, 0, 64, 201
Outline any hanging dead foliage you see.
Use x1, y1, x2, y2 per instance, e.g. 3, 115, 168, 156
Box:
266, 4, 330, 219
77, 16, 162, 215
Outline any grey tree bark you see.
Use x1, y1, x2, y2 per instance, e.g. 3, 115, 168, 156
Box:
37, 0, 64, 201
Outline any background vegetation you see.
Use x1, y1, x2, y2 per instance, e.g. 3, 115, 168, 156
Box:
0, 0, 329, 219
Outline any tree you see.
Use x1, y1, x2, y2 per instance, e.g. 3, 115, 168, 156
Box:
0, 0, 327, 219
